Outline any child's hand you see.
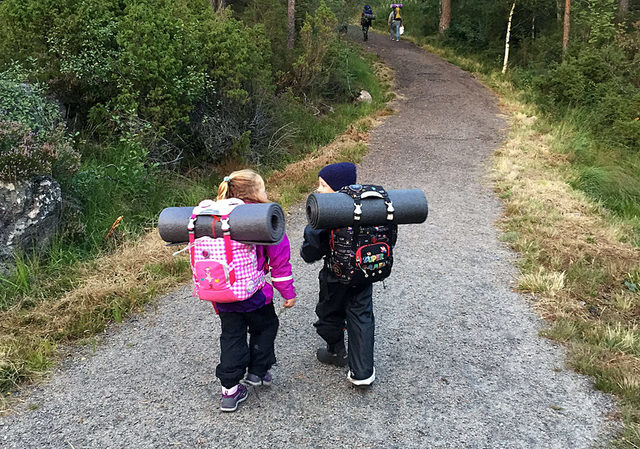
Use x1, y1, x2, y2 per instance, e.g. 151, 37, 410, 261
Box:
283, 298, 296, 308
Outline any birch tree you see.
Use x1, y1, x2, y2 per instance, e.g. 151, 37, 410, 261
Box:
502, 0, 516, 73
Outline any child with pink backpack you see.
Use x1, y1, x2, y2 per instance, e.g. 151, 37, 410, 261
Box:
189, 169, 296, 412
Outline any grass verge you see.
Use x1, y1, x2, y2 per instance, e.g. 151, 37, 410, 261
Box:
0, 49, 394, 413
406, 36, 640, 448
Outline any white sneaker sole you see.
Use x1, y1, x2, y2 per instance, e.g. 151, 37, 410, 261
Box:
347, 368, 376, 386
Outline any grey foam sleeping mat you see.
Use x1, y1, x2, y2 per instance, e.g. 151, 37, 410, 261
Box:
158, 203, 285, 245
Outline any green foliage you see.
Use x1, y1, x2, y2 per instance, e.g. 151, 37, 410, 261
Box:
241, 0, 290, 74
574, 0, 618, 45
0, 68, 80, 182
290, 3, 338, 92
0, 0, 273, 135
0, 65, 60, 132
535, 44, 640, 145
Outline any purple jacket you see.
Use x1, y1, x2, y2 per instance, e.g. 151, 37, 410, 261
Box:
215, 234, 296, 313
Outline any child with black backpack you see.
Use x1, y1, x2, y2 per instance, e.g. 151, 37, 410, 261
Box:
360, 5, 375, 41
300, 162, 397, 387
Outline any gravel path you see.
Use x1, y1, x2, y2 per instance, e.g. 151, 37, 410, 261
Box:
0, 29, 616, 449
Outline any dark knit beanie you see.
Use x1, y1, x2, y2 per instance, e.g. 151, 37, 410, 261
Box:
318, 162, 357, 191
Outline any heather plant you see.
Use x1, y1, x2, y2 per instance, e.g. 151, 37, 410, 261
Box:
0, 121, 79, 182
0, 69, 80, 182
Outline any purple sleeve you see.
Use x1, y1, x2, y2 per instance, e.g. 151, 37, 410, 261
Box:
265, 235, 296, 300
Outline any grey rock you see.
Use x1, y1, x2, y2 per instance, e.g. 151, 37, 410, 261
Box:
0, 175, 62, 274
356, 90, 373, 103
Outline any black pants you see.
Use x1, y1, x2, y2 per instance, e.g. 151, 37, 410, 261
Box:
362, 24, 369, 40
216, 303, 279, 389
314, 270, 374, 380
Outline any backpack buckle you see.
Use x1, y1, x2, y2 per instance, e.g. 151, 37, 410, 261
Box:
385, 200, 395, 221
354, 203, 362, 220
220, 216, 230, 234
187, 215, 197, 231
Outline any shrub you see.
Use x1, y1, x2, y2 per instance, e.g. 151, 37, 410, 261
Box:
534, 44, 640, 147
289, 2, 338, 93
190, 90, 277, 164
0, 121, 79, 182
0, 0, 274, 137
0, 65, 60, 132
0, 69, 80, 182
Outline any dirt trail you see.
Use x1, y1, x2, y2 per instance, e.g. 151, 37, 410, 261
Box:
0, 29, 616, 448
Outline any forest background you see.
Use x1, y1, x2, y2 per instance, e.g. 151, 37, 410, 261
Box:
370, 0, 640, 228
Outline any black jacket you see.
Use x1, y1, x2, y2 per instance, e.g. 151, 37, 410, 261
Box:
300, 225, 344, 283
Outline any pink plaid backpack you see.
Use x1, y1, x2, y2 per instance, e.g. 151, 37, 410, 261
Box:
188, 199, 265, 303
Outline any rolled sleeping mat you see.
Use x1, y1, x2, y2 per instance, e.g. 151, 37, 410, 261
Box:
158, 203, 285, 245
306, 189, 428, 229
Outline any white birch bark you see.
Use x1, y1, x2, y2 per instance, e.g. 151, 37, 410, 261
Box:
502, 0, 516, 74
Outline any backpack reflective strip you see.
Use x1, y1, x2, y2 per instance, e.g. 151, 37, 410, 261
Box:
272, 275, 293, 282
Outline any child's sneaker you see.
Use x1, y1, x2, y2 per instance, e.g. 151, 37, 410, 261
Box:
316, 341, 348, 367
243, 371, 272, 387
220, 384, 248, 412
347, 368, 375, 387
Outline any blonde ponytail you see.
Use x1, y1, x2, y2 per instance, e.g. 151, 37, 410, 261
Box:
216, 169, 268, 203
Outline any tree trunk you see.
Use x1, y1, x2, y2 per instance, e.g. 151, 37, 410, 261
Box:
287, 0, 295, 49
617, 0, 629, 21
502, 0, 516, 74
556, 0, 562, 23
439, 0, 451, 34
211, 0, 225, 11
563, 0, 570, 55
531, 15, 535, 40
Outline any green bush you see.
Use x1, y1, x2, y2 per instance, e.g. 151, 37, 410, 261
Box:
0, 65, 61, 132
289, 3, 338, 93
0, 0, 274, 135
0, 69, 80, 182
0, 121, 79, 182
535, 45, 640, 147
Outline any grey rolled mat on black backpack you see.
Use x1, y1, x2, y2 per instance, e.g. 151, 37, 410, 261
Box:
158, 203, 285, 245
306, 189, 428, 229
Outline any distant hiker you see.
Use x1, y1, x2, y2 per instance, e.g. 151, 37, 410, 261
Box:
388, 5, 402, 41
301, 162, 397, 387
212, 169, 296, 412
361, 5, 375, 41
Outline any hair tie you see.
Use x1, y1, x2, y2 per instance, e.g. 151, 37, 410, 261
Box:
224, 176, 231, 183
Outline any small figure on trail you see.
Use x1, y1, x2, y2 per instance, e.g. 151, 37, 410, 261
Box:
301, 162, 397, 387
388, 4, 403, 42
212, 169, 297, 412
360, 5, 375, 41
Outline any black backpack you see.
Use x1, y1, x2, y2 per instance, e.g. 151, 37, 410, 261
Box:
328, 184, 397, 284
